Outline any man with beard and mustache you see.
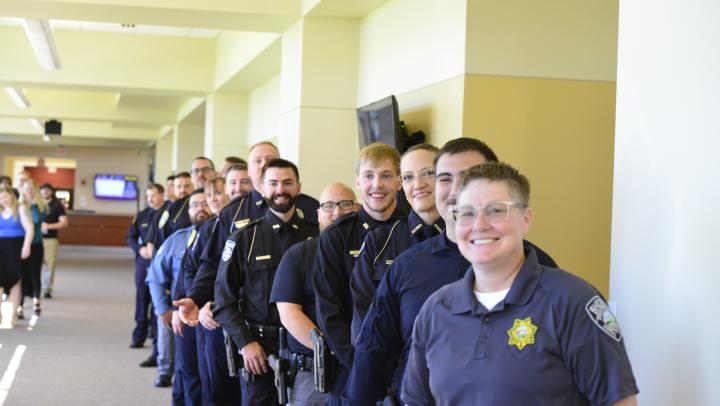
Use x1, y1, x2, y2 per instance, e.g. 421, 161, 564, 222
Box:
214, 159, 319, 405
146, 189, 211, 403
345, 138, 558, 405
313, 143, 406, 405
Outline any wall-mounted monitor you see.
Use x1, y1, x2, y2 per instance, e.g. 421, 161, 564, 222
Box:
357, 95, 403, 150
94, 174, 138, 200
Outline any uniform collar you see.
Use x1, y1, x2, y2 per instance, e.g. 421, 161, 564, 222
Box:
251, 188, 266, 209
429, 232, 458, 254
264, 207, 303, 234
407, 210, 445, 236
449, 248, 542, 315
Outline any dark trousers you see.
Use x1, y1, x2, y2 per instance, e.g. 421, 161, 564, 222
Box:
240, 337, 279, 406
198, 326, 242, 406
132, 256, 153, 343
173, 324, 202, 406
326, 366, 349, 406
21, 242, 44, 301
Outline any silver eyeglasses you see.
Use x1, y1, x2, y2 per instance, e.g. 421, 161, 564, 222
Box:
452, 201, 527, 226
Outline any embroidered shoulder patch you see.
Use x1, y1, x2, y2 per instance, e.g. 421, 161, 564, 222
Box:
585, 295, 622, 342
221, 240, 236, 262
507, 317, 538, 350
158, 210, 170, 228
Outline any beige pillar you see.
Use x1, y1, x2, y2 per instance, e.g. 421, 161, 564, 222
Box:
279, 17, 360, 198
176, 122, 205, 172
154, 132, 174, 181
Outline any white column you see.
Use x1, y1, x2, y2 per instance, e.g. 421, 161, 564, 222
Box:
204, 92, 248, 160
611, 0, 720, 404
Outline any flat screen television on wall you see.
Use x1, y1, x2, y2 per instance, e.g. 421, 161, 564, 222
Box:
94, 174, 138, 200
357, 95, 403, 150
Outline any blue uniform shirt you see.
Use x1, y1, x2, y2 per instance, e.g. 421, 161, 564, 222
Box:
313, 206, 404, 370
182, 215, 217, 296
401, 248, 638, 406
146, 196, 189, 248
146, 225, 196, 316
349, 210, 444, 343
214, 209, 319, 350
269, 238, 319, 357
126, 204, 165, 257
346, 234, 557, 405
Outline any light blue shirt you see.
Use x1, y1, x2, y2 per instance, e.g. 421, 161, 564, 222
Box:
145, 225, 194, 316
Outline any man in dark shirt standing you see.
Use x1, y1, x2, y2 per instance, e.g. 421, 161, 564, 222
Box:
127, 183, 168, 348
39, 183, 69, 299
313, 143, 404, 405
270, 182, 359, 405
214, 159, 319, 405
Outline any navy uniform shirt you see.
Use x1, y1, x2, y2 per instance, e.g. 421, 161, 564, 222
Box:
214, 209, 319, 350
313, 206, 403, 370
182, 215, 217, 295
349, 210, 444, 343
193, 191, 318, 307
147, 196, 190, 248
402, 249, 638, 406
269, 238, 319, 357
127, 205, 160, 257
346, 234, 557, 405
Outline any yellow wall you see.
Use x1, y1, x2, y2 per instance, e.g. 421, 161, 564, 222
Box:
247, 75, 281, 146
396, 75, 466, 143
176, 123, 205, 173
154, 132, 174, 180
462, 75, 616, 294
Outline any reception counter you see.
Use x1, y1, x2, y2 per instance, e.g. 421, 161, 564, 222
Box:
58, 212, 134, 247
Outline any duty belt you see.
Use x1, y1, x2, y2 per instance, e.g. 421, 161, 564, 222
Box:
247, 323, 280, 339
287, 352, 313, 372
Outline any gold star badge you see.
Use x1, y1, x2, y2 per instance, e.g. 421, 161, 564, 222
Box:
507, 317, 538, 350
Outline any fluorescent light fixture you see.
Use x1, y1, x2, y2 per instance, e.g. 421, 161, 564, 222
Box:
22, 19, 61, 70
42, 135, 51, 142
28, 118, 44, 131
4, 87, 30, 108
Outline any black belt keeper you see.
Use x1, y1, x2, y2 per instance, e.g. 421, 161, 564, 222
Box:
247, 323, 280, 339
287, 353, 313, 372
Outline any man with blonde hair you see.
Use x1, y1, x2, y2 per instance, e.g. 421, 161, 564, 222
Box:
313, 143, 404, 405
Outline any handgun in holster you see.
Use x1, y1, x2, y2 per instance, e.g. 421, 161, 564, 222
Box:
268, 327, 290, 404
223, 329, 240, 378
310, 327, 337, 393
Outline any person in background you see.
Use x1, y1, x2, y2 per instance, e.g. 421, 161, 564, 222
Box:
219, 156, 247, 178
15, 170, 30, 191
18, 179, 48, 318
166, 175, 177, 203
0, 186, 33, 329
39, 183, 68, 299
402, 162, 637, 405
0, 176, 18, 198
127, 183, 169, 349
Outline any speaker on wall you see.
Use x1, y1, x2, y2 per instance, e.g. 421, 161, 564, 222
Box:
45, 119, 62, 135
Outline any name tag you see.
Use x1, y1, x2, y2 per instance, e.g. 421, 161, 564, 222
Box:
234, 219, 249, 229
272, 224, 280, 229
256, 255, 271, 261
385, 260, 394, 265
349, 250, 360, 257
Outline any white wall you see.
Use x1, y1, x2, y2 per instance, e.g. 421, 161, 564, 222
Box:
611, 0, 720, 404
247, 74, 282, 146
356, 0, 467, 106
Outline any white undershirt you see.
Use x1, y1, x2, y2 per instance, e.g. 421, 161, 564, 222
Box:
474, 288, 510, 311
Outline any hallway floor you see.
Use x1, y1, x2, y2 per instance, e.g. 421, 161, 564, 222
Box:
0, 246, 170, 405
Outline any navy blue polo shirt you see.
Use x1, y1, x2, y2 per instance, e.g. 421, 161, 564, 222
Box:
350, 210, 444, 343
346, 234, 557, 405
401, 249, 638, 406
183, 216, 217, 295
269, 238, 319, 357
126, 205, 160, 257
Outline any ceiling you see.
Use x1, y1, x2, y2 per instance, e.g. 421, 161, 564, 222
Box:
0, 0, 389, 149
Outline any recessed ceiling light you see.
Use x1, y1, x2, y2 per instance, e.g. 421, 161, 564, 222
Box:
5, 87, 30, 108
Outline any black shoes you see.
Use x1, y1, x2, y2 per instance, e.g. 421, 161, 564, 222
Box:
139, 356, 157, 368
44, 292, 52, 299
154, 375, 172, 387
33, 303, 42, 316
129, 341, 144, 349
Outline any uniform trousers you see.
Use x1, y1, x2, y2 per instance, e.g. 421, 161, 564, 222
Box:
290, 369, 324, 406
174, 324, 202, 405
132, 256, 153, 344
197, 326, 242, 405
240, 337, 279, 406
157, 318, 174, 376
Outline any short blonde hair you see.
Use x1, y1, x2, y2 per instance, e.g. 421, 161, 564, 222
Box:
249, 141, 279, 155
355, 143, 401, 175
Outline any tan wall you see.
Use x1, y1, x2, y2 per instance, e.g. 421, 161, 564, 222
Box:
462, 75, 616, 294
0, 143, 149, 215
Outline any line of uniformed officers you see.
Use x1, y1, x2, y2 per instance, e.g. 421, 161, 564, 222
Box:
128, 138, 638, 406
